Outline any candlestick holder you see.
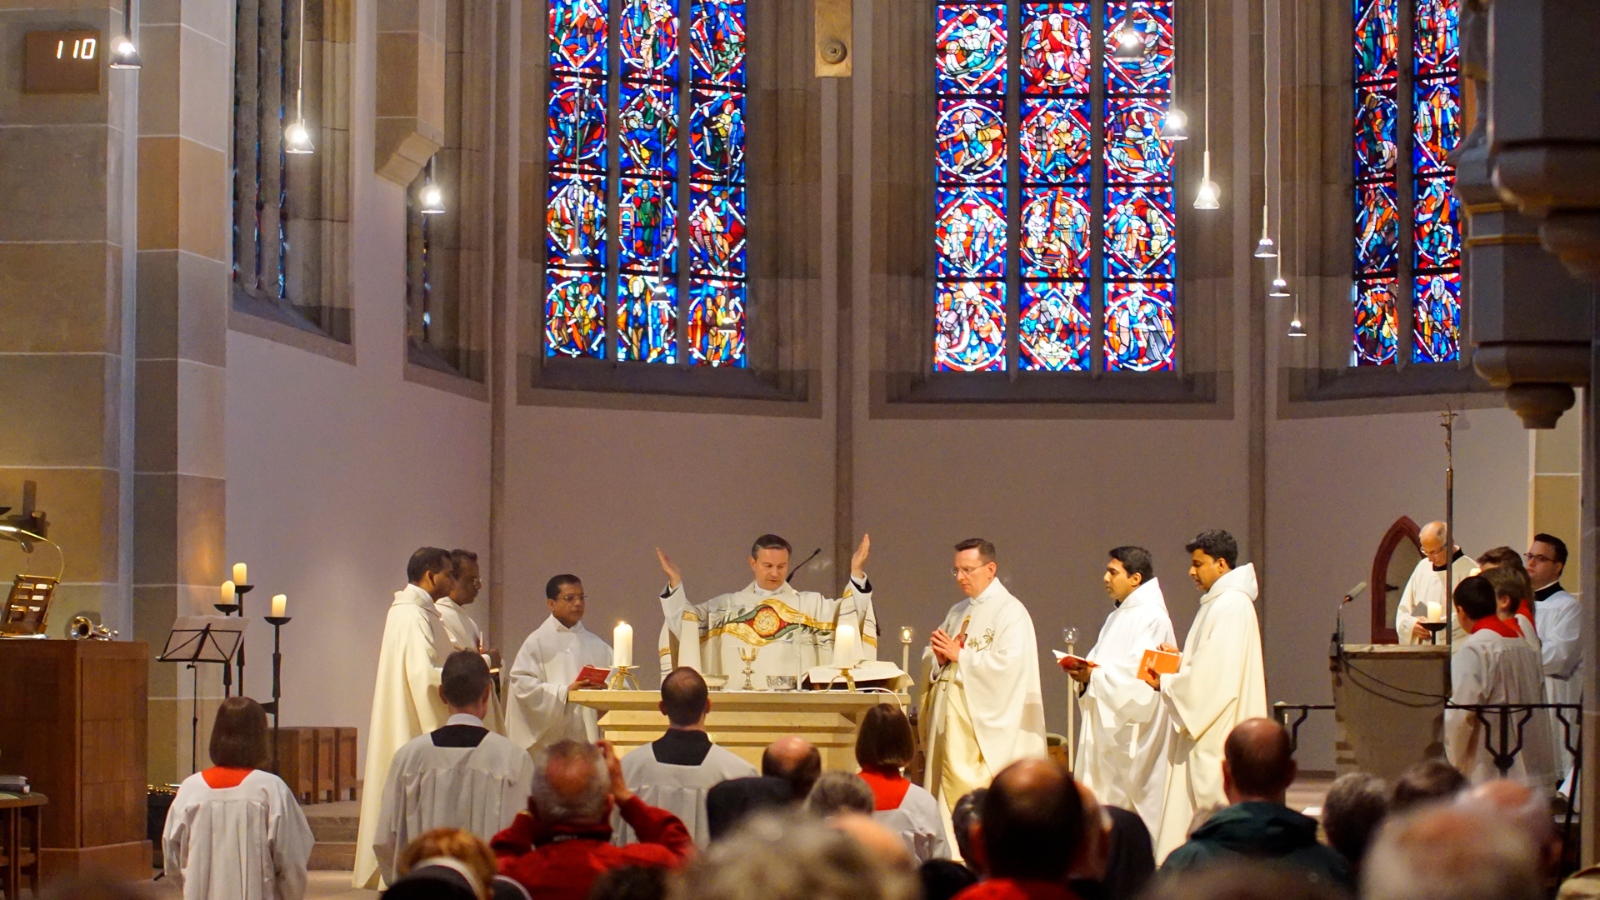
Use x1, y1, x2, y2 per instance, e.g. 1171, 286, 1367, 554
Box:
607, 665, 640, 691
212, 601, 239, 697
262, 615, 290, 772
824, 666, 858, 692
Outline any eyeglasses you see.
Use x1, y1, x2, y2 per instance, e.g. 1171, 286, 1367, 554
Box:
1524, 552, 1556, 565
951, 565, 991, 577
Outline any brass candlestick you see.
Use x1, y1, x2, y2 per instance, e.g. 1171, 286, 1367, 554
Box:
607, 665, 640, 690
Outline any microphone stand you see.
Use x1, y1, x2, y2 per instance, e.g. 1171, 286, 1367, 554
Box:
786, 548, 823, 584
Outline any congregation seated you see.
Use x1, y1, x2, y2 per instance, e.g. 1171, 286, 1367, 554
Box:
853, 704, 952, 861
1319, 773, 1389, 875
1069, 782, 1155, 900
951, 787, 987, 873
1388, 759, 1466, 813
616, 667, 756, 846
375, 651, 536, 882
952, 758, 1083, 900
383, 827, 530, 900
807, 771, 875, 817
1363, 795, 1543, 900
704, 735, 821, 840
492, 739, 693, 899
162, 696, 314, 900
1161, 719, 1352, 893
587, 865, 670, 900
675, 811, 919, 900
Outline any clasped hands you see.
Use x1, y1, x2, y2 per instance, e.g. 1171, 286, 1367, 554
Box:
930, 628, 963, 665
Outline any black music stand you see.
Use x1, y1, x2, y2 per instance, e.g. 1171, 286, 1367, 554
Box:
159, 615, 246, 773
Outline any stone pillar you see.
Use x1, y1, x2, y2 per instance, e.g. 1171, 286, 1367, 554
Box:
133, 0, 232, 783
1530, 406, 1583, 585
0, 0, 134, 638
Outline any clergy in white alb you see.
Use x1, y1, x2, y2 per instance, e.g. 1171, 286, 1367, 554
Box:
655, 534, 877, 689
921, 538, 1048, 816
162, 697, 314, 900
373, 651, 535, 883
1443, 576, 1556, 785
504, 573, 614, 755
435, 549, 504, 733
1528, 534, 1581, 780
354, 547, 458, 889
615, 667, 757, 847
1069, 547, 1176, 837
1396, 521, 1475, 649
1148, 530, 1268, 862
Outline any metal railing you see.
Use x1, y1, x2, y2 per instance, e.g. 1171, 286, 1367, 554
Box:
1270, 702, 1334, 752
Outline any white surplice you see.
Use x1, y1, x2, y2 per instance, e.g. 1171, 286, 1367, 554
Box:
163, 769, 314, 900
354, 584, 454, 889
434, 597, 504, 734
372, 713, 535, 883
873, 783, 952, 862
657, 576, 876, 687
1396, 554, 1476, 649
1153, 563, 1268, 862
1445, 625, 1556, 785
1075, 578, 1177, 836
921, 578, 1048, 812
504, 615, 614, 753
1536, 584, 1582, 778
615, 733, 757, 846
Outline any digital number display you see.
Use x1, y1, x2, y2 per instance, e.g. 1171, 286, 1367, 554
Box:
24, 30, 103, 94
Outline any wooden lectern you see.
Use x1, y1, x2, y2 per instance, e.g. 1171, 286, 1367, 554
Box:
0, 640, 150, 882
572, 690, 905, 771
1332, 644, 1450, 779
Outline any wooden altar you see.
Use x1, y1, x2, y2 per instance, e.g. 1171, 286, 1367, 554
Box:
572, 690, 906, 771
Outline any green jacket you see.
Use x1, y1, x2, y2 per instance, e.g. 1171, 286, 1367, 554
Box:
1161, 802, 1354, 893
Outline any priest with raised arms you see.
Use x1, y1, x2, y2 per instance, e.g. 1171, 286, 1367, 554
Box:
1143, 529, 1267, 862
655, 533, 875, 688
354, 546, 458, 890
921, 538, 1047, 816
1066, 545, 1176, 836
1395, 520, 1475, 648
504, 574, 614, 756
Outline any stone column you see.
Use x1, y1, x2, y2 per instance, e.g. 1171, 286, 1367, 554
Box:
1530, 408, 1583, 585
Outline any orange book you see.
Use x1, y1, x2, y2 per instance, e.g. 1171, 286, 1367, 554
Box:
1140, 648, 1181, 678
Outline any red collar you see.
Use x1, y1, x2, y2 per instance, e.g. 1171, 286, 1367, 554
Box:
200, 767, 254, 789
1471, 616, 1522, 638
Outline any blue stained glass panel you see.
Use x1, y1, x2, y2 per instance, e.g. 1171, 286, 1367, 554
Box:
935, 281, 1008, 372
1413, 177, 1460, 270
688, 280, 747, 367
544, 269, 605, 358
1355, 182, 1399, 273
1020, 282, 1091, 371
936, 4, 1008, 95
1020, 4, 1091, 95
1104, 98, 1172, 183
1104, 187, 1175, 280
1354, 0, 1398, 81
938, 99, 1008, 184
1412, 79, 1459, 173
1414, 0, 1459, 75
1020, 98, 1090, 184
937, 186, 1008, 278
619, 83, 678, 176
1353, 279, 1399, 365
545, 176, 607, 268
618, 177, 677, 270
1354, 86, 1399, 178
1104, 1, 1173, 95
690, 90, 746, 183
618, 274, 678, 363
1412, 273, 1461, 363
1104, 281, 1175, 372
1021, 187, 1090, 278
690, 0, 746, 85
548, 76, 607, 173
550, 0, 608, 72
621, 0, 678, 76
688, 185, 746, 276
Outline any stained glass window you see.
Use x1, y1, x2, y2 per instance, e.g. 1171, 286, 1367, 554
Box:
935, 1, 1178, 374
1351, 0, 1459, 366
543, 0, 748, 367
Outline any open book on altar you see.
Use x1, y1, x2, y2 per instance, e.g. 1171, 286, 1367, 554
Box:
800, 660, 912, 691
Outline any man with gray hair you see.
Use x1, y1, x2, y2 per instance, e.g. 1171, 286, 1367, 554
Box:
1362, 802, 1542, 900
677, 811, 919, 900
492, 740, 692, 899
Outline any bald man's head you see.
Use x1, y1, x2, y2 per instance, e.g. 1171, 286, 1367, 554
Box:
1223, 718, 1297, 803
763, 736, 822, 799
832, 813, 915, 873
981, 759, 1084, 882
1460, 781, 1560, 875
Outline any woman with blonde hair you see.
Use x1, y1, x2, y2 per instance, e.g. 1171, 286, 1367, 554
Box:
386, 828, 528, 900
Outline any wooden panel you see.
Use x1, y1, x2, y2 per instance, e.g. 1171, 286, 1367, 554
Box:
275, 728, 317, 802
334, 728, 358, 800
313, 728, 336, 802
0, 641, 77, 848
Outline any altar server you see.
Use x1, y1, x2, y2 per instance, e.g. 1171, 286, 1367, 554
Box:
921, 538, 1047, 815
435, 549, 504, 733
1396, 521, 1475, 648
1527, 533, 1581, 780
373, 651, 534, 882
1069, 546, 1176, 836
1146, 529, 1267, 862
504, 574, 613, 755
163, 697, 313, 900
854, 703, 951, 862
355, 547, 458, 889
1444, 576, 1556, 785
655, 534, 876, 688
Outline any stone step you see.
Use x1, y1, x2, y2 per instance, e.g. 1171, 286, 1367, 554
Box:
309, 841, 356, 872
310, 816, 360, 843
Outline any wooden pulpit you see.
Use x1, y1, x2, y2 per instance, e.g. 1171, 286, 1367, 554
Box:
1332, 644, 1450, 779
572, 690, 906, 770
0, 640, 150, 882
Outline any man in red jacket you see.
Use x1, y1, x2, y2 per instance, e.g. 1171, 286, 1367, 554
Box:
493, 739, 694, 899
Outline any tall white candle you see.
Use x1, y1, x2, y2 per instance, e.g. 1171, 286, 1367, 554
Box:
221, 580, 235, 603
232, 562, 248, 585
613, 622, 634, 668
832, 622, 862, 668
271, 594, 288, 617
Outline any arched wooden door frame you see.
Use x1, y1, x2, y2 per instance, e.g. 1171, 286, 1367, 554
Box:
1371, 516, 1423, 643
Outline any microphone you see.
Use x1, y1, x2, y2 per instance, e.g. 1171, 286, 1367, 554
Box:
1343, 581, 1369, 602
786, 547, 823, 583
1332, 581, 1367, 657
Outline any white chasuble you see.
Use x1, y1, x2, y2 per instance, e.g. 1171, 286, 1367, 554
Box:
1395, 554, 1476, 649
1445, 627, 1556, 785
921, 579, 1048, 813
434, 597, 504, 734
504, 615, 614, 753
354, 584, 454, 889
163, 769, 314, 900
1075, 578, 1177, 835
1536, 585, 1581, 777
1153, 564, 1268, 862
655, 577, 876, 687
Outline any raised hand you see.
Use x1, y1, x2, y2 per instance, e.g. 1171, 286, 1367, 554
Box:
656, 547, 682, 589
850, 534, 871, 580
598, 739, 633, 802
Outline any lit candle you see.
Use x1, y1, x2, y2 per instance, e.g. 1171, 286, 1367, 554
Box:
232, 562, 248, 585
900, 626, 913, 644
613, 621, 634, 668
832, 622, 862, 668
1426, 601, 1443, 622
271, 594, 288, 618
221, 580, 235, 603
